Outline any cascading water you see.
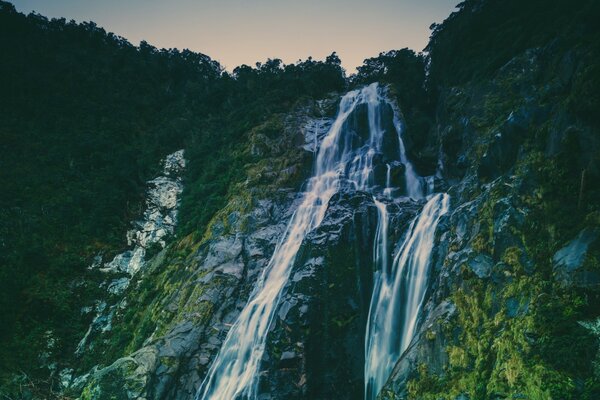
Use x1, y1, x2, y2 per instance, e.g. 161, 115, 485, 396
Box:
196, 82, 419, 400
390, 99, 423, 200
364, 193, 450, 400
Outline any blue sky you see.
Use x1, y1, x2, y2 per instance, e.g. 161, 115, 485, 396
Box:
13, 0, 459, 72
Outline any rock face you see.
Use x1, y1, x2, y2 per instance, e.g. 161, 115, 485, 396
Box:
258, 191, 420, 399
554, 228, 600, 288
74, 150, 186, 358
69, 37, 600, 400
378, 41, 600, 400
77, 190, 298, 400
259, 190, 380, 400
100, 149, 186, 279
70, 97, 341, 400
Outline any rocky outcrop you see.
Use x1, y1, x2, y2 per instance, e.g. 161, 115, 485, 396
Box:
380, 40, 600, 400
70, 97, 341, 400
259, 190, 380, 399
554, 228, 600, 288
69, 37, 600, 400
73, 150, 186, 360
257, 190, 421, 400
76, 190, 298, 400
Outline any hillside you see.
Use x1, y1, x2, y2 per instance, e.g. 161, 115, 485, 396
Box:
1, 0, 599, 399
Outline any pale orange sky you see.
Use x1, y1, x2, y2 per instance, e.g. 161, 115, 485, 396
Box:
13, 0, 459, 72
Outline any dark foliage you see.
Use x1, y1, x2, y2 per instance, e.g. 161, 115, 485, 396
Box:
353, 49, 434, 172
426, 0, 600, 89
0, 0, 345, 390
3, 0, 600, 397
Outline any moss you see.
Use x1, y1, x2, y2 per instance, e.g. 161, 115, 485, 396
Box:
408, 100, 599, 398
80, 384, 101, 400
406, 364, 446, 400
331, 313, 359, 329
425, 329, 437, 341
471, 233, 490, 253
406, 43, 600, 397
409, 244, 597, 400
76, 101, 315, 382
159, 356, 179, 369
80, 363, 134, 400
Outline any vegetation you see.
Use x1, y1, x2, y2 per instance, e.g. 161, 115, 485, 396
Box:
352, 49, 435, 173
0, 1, 344, 395
0, 1, 219, 391
426, 0, 600, 90
2, 0, 600, 398
403, 1, 600, 398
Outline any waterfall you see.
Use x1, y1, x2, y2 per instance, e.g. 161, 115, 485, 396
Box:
390, 99, 423, 200
197, 82, 417, 400
364, 193, 450, 400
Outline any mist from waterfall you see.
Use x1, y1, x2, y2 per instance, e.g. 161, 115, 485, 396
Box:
197, 82, 418, 400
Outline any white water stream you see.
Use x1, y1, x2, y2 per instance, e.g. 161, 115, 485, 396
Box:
195, 83, 447, 400
364, 193, 449, 400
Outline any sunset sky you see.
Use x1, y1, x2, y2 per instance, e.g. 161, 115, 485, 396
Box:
13, 0, 459, 72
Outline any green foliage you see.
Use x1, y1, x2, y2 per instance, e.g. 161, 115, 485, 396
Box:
409, 249, 597, 399
426, 0, 600, 89
407, 107, 600, 399
177, 56, 345, 236
0, 1, 222, 389
0, 0, 345, 394
405, 2, 600, 397
3, 0, 600, 398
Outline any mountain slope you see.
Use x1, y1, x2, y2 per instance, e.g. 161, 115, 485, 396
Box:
1, 0, 600, 399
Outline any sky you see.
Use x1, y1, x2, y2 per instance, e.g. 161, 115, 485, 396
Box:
12, 0, 459, 72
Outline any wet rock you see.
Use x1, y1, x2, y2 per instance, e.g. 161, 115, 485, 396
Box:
554, 228, 600, 287
302, 117, 333, 153
409, 146, 440, 177
373, 161, 389, 188
492, 198, 527, 259
450, 198, 480, 249
427, 175, 448, 194
372, 160, 405, 189
478, 109, 531, 181
506, 296, 529, 318
382, 301, 456, 399
278, 298, 298, 321
259, 190, 420, 399
279, 351, 299, 369
389, 161, 406, 188
259, 191, 378, 399
554, 228, 599, 271
340, 101, 400, 162
467, 254, 494, 279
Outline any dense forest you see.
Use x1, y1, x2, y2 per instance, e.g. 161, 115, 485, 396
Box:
1, 0, 600, 398
0, 0, 346, 391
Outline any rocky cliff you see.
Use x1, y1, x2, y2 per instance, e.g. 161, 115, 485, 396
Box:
2, 1, 600, 400
72, 36, 600, 400
382, 25, 600, 400
72, 12, 600, 400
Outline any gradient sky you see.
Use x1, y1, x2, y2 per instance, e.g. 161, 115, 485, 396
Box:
13, 0, 459, 72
